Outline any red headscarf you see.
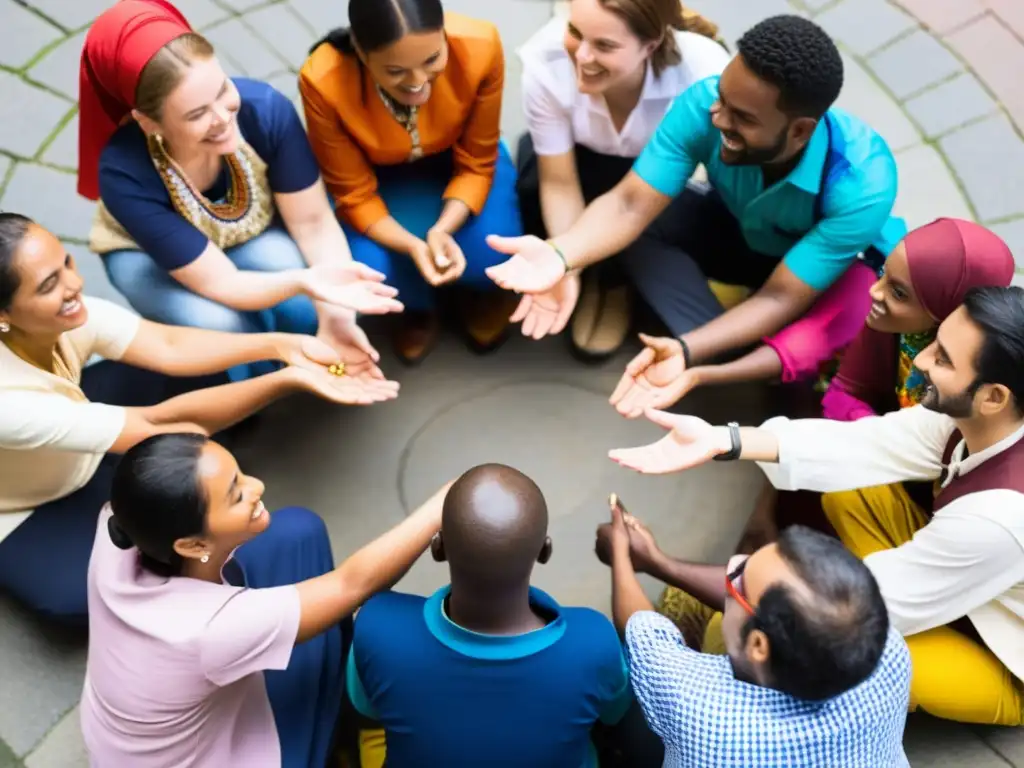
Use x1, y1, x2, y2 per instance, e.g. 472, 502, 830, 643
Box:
831, 218, 1015, 415
77, 0, 192, 200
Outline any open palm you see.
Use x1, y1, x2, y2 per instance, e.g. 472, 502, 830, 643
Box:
485, 235, 566, 293
511, 272, 581, 339
299, 367, 400, 406
609, 335, 687, 418
608, 409, 728, 474
306, 262, 404, 315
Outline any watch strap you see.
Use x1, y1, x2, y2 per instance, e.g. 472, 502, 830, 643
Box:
713, 422, 741, 462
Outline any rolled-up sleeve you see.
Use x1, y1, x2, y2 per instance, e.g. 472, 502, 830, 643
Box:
445, 28, 504, 213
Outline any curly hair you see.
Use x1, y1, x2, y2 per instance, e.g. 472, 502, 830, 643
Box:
736, 15, 843, 119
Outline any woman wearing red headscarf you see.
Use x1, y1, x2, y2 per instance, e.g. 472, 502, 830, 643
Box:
79, 0, 402, 381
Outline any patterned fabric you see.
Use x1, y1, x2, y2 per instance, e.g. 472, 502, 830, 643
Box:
375, 85, 424, 162
625, 611, 911, 767
895, 330, 935, 409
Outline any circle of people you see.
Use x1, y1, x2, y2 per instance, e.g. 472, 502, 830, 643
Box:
0, 0, 1021, 766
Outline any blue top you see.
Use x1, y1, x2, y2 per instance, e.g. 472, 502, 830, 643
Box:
626, 612, 912, 768
347, 586, 632, 768
633, 76, 905, 291
97, 78, 321, 271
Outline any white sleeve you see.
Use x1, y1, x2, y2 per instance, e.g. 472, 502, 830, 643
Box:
865, 491, 1024, 636
756, 405, 955, 492
83, 297, 141, 361
0, 391, 126, 453
522, 70, 574, 157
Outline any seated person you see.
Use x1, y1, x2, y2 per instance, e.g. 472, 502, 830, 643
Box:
609, 287, 1024, 726
595, 502, 911, 767
80, 0, 400, 380
347, 463, 632, 768
0, 212, 397, 623
488, 15, 904, 386
300, 0, 523, 363
515, 0, 728, 356
81, 433, 452, 767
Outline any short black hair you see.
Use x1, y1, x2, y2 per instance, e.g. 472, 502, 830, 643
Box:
741, 526, 889, 701
736, 15, 844, 118
0, 212, 33, 312
963, 286, 1024, 416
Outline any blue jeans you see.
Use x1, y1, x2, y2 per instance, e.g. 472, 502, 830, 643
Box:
343, 141, 523, 311
103, 226, 319, 380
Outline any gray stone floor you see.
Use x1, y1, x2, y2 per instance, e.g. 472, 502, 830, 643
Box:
1, 0, 1023, 765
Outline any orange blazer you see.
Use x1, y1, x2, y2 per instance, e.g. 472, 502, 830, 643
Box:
299, 13, 504, 233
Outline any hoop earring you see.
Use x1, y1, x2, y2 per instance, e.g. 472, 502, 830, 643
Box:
0, 321, 8, 333
200, 553, 210, 564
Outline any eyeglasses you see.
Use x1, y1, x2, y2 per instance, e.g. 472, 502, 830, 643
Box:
725, 556, 755, 616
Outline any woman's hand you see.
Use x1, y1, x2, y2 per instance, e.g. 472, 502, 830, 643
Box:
290, 365, 400, 406
485, 235, 568, 294
425, 229, 466, 285
609, 334, 690, 417
302, 262, 404, 314
316, 308, 382, 373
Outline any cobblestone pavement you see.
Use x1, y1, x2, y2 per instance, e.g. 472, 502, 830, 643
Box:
1, 0, 1023, 765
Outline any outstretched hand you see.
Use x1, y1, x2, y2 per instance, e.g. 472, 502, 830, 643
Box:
610, 334, 691, 418
609, 408, 730, 474
484, 235, 567, 294
509, 272, 581, 339
304, 262, 403, 315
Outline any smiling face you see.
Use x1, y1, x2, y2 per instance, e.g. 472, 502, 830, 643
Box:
134, 54, 242, 157
564, 0, 657, 96
0, 224, 86, 337
914, 307, 988, 418
362, 29, 448, 108
710, 55, 815, 167
865, 241, 935, 335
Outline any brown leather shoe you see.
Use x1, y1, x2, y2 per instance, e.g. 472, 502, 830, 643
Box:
571, 271, 632, 360
461, 290, 517, 354
393, 310, 439, 365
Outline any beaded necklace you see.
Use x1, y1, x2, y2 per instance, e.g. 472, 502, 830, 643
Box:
375, 84, 424, 162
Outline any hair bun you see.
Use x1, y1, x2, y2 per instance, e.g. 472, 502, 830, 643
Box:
107, 516, 135, 550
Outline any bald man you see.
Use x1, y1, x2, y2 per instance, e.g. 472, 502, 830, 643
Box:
346, 464, 632, 768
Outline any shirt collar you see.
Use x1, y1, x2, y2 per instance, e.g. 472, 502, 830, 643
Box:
423, 585, 567, 660
783, 116, 831, 194
944, 422, 1024, 487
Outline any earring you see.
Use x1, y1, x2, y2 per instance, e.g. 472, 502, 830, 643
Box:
200, 553, 210, 564
0, 321, 8, 333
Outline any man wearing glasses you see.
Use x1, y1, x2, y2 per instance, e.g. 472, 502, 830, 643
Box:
595, 501, 910, 767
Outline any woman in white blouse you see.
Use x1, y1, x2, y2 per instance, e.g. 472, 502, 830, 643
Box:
0, 212, 398, 623
516, 0, 728, 357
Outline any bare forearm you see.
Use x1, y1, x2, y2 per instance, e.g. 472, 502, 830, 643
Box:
291, 213, 354, 267
128, 328, 287, 377
647, 552, 727, 613
432, 199, 472, 235
539, 182, 586, 239
201, 269, 307, 312
689, 345, 784, 389
612, 546, 654, 635
366, 216, 421, 255
552, 188, 652, 270
683, 294, 799, 364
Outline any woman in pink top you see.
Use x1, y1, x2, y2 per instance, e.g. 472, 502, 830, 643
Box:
82, 432, 451, 768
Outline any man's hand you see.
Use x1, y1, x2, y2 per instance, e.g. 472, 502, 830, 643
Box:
609, 408, 731, 474
595, 507, 664, 575
484, 235, 567, 293
425, 229, 467, 285
302, 262, 403, 314
289, 366, 400, 406
610, 334, 690, 418
510, 271, 581, 339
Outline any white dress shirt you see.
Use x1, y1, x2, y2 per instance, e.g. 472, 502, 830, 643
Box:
757, 405, 1024, 683
518, 17, 729, 158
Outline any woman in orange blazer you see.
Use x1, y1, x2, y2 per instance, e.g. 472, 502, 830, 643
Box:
300, 0, 522, 363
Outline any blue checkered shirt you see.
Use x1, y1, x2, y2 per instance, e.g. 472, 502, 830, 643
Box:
625, 612, 911, 767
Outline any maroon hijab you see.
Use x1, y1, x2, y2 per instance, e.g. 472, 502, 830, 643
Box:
831, 218, 1015, 413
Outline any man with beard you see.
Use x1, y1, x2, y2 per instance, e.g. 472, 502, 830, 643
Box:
486, 15, 903, 385
608, 286, 1024, 727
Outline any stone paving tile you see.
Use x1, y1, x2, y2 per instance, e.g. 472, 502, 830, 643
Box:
903, 715, 1014, 767
672, 0, 795, 49
41, 113, 78, 170
0, 73, 72, 158
867, 29, 964, 100
985, 0, 1024, 37
814, 0, 918, 57
945, 14, 1024, 132
26, 30, 86, 101
0, 155, 11, 189
288, 0, 343, 37
801, 0, 835, 10
23, 708, 86, 768
173, 0, 233, 29
992, 219, 1024, 270
940, 114, 1024, 223
978, 724, 1024, 766
0, 164, 95, 241
834, 53, 921, 153
218, 0, 273, 11
23, 0, 110, 31
894, 0, 987, 34
244, 4, 320, 71
203, 17, 291, 79
893, 144, 974, 229
903, 72, 998, 138
0, 0, 64, 70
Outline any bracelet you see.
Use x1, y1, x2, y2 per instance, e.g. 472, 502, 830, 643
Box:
546, 240, 570, 274
679, 338, 692, 369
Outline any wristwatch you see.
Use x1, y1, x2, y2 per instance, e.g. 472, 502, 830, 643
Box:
713, 422, 741, 462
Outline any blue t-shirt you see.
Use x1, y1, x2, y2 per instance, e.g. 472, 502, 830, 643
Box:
347, 587, 632, 768
633, 76, 905, 291
97, 78, 321, 271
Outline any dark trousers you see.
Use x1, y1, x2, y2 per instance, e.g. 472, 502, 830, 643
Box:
0, 362, 223, 624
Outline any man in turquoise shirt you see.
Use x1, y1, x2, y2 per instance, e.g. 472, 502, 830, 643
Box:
486, 16, 903, 387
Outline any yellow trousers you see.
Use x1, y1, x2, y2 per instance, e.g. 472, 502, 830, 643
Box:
822, 483, 1024, 727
